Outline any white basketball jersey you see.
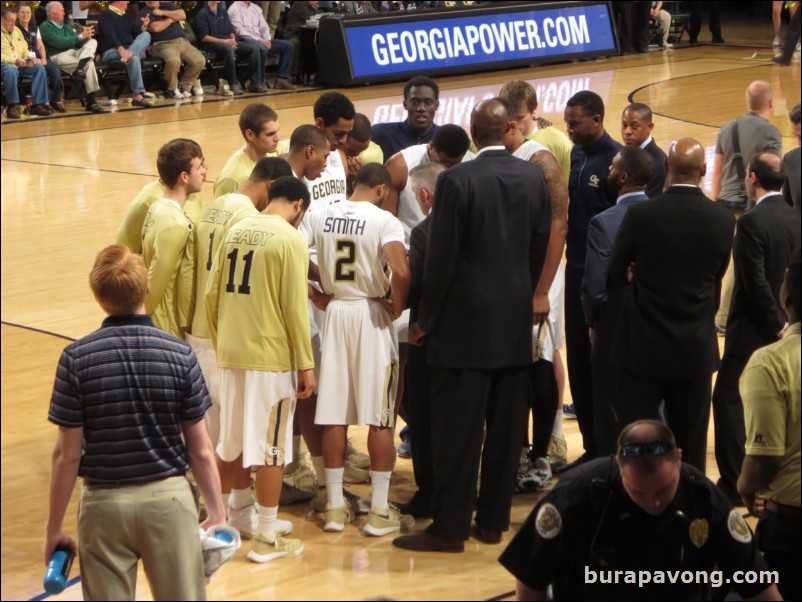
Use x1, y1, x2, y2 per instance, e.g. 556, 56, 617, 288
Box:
301, 200, 405, 300
303, 148, 348, 212
513, 139, 551, 162
397, 144, 429, 249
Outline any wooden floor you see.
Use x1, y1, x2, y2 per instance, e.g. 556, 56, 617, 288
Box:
2, 37, 799, 601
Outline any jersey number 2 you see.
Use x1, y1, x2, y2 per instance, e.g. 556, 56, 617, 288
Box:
334, 240, 356, 281
225, 248, 253, 294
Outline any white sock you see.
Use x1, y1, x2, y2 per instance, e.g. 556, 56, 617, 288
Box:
325, 467, 344, 508
312, 456, 326, 483
552, 412, 563, 438
230, 487, 252, 510
370, 470, 392, 512
256, 504, 278, 536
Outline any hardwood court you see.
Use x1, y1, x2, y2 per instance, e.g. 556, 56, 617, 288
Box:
2, 44, 799, 601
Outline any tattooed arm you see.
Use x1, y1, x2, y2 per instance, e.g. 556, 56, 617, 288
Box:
529, 149, 569, 323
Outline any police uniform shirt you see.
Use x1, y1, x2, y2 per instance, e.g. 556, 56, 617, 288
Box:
499, 458, 770, 601
116, 180, 202, 254
300, 200, 405, 300
213, 140, 290, 198
302, 148, 348, 213
191, 193, 259, 339
205, 214, 314, 372
142, 199, 196, 339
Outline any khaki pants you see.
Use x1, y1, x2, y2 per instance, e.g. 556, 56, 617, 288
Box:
51, 39, 100, 94
148, 37, 206, 92
78, 476, 206, 601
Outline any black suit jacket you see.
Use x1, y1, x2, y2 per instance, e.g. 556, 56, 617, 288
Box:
725, 193, 802, 358
643, 138, 667, 198
419, 149, 551, 369
783, 147, 801, 211
609, 185, 735, 379
407, 215, 431, 323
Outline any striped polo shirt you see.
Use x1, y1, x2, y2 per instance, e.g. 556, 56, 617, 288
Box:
48, 314, 211, 484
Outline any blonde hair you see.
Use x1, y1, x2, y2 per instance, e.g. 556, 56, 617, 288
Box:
498, 80, 538, 113
90, 245, 148, 316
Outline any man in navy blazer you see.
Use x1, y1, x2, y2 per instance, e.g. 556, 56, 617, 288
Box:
712, 153, 802, 502
608, 138, 735, 472
393, 99, 551, 553
581, 147, 654, 456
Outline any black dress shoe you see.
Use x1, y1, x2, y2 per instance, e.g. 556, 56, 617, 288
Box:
473, 524, 502, 545
711, 36, 726, 44
392, 530, 464, 553
85, 101, 106, 114
396, 495, 433, 519
772, 56, 791, 66
30, 104, 53, 116
555, 451, 593, 475
52, 101, 67, 113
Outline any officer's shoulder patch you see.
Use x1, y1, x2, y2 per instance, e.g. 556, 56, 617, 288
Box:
727, 510, 752, 543
535, 503, 562, 540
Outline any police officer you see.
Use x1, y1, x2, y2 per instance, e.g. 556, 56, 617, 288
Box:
499, 420, 782, 601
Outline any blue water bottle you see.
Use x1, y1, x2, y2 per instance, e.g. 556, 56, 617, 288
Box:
43, 545, 75, 595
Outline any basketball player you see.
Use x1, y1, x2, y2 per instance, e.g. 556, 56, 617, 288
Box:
117, 181, 202, 254
494, 96, 569, 484
303, 91, 355, 210
214, 103, 288, 197
142, 139, 206, 339
189, 157, 293, 446
384, 124, 472, 247
205, 176, 314, 563
301, 164, 412, 535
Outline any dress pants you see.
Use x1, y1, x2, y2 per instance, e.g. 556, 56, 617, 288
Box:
614, 368, 712, 471
51, 40, 101, 94
711, 352, 749, 499
405, 343, 433, 505
148, 38, 205, 91
689, 1, 722, 41
426, 365, 530, 540
756, 508, 801, 602
565, 263, 597, 457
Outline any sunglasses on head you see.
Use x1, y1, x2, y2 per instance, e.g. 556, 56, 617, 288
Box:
618, 441, 676, 458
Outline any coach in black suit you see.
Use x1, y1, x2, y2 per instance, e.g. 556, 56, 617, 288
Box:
609, 138, 735, 471
393, 100, 551, 552
712, 153, 802, 501
621, 103, 667, 198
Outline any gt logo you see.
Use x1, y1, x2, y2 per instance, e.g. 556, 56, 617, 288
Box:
589, 174, 600, 188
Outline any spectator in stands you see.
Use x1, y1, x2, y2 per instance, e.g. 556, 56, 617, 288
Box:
261, 2, 283, 38
784, 103, 800, 211
283, 0, 318, 84
194, 0, 263, 96
650, 1, 673, 48
343, 113, 384, 191
228, 0, 294, 91
78, 1, 102, 24
340, 1, 379, 14
372, 75, 441, 163
620, 102, 667, 197
40, 1, 105, 114
140, 2, 205, 100
97, 0, 153, 108
16, 3, 64, 113
1, 6, 53, 118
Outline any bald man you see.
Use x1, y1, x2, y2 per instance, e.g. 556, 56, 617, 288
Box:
712, 80, 782, 333
393, 99, 551, 553
608, 138, 735, 472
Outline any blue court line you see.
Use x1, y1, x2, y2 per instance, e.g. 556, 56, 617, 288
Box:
29, 576, 82, 601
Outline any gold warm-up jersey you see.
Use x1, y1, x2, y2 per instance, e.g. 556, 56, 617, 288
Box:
191, 193, 259, 339
142, 199, 195, 338
213, 141, 290, 197
116, 180, 202, 254
206, 214, 314, 372
300, 200, 405, 300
